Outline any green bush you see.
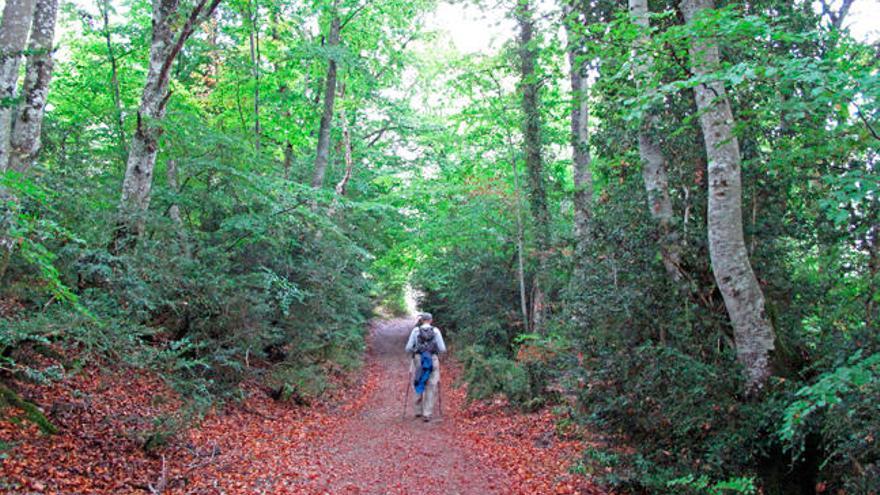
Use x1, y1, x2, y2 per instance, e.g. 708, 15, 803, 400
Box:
780, 350, 880, 492
459, 346, 532, 405
1, 144, 389, 441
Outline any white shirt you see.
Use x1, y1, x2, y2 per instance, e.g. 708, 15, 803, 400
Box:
405, 325, 447, 354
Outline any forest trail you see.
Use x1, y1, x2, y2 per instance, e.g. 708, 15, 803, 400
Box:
173, 317, 604, 494
178, 317, 602, 494
1, 318, 601, 494
304, 318, 508, 494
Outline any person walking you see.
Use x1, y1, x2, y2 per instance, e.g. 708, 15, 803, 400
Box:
405, 312, 446, 422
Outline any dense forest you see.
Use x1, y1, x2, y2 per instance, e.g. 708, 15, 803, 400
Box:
0, 0, 878, 492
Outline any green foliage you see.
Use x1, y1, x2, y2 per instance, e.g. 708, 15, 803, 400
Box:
268, 363, 329, 401
666, 475, 757, 495
1, 0, 878, 491
780, 351, 880, 490
406, 1, 879, 493
459, 346, 532, 406
1, 0, 434, 449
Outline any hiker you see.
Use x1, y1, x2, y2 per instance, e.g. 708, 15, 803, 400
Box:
405, 312, 446, 422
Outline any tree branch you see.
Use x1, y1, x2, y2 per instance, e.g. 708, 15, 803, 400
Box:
339, 1, 369, 30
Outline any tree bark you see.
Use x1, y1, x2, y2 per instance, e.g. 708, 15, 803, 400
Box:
334, 108, 353, 197
112, 0, 221, 252
564, 5, 595, 324
99, 0, 126, 158
681, 0, 776, 392
7, 0, 58, 173
310, 13, 340, 189
165, 159, 189, 255
566, 7, 592, 252
283, 141, 293, 180
510, 131, 529, 332
630, 0, 682, 282
326, 87, 353, 219
819, 0, 855, 29
0, 0, 38, 172
516, 0, 550, 333
247, 0, 261, 150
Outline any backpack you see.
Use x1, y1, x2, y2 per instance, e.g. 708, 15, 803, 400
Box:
413, 351, 433, 394
414, 325, 438, 354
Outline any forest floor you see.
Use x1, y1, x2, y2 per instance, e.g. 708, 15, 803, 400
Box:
1, 319, 606, 494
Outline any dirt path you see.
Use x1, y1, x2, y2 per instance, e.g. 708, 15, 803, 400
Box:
1, 317, 599, 493
167, 318, 599, 493
307, 318, 507, 494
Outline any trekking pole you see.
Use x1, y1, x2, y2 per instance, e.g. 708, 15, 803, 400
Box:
401, 367, 411, 419
438, 380, 442, 418
437, 355, 443, 418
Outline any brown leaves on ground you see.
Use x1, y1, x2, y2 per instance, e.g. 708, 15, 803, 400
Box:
1, 366, 185, 493
441, 361, 608, 495
1, 359, 379, 494
2, 323, 608, 495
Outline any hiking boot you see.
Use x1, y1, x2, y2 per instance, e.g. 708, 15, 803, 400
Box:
414, 413, 422, 418
422, 416, 431, 423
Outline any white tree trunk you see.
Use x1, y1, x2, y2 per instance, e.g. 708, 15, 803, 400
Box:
327, 104, 353, 218
630, 0, 682, 283
334, 108, 353, 197
311, 14, 340, 189
165, 158, 189, 256
509, 132, 529, 332
8, 0, 57, 173
166, 159, 182, 228
117, 2, 175, 243
681, 0, 776, 391
0, 0, 37, 172
490, 69, 530, 331
566, 8, 592, 250
113, 0, 220, 250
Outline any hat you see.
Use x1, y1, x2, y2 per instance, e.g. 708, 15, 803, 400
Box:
419, 312, 433, 321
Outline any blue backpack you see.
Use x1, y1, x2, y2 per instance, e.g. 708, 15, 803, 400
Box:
413, 351, 433, 394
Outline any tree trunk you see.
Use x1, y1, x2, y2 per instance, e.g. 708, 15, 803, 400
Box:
564, 5, 595, 323
516, 0, 550, 333
99, 0, 126, 159
283, 141, 293, 180
630, 0, 682, 282
334, 108, 353, 197
310, 13, 340, 189
516, 0, 549, 333
112, 0, 221, 252
165, 159, 189, 256
0, 0, 37, 172
488, 69, 529, 332
327, 98, 353, 218
566, 7, 592, 253
681, 0, 776, 392
205, 8, 220, 86
7, 0, 58, 173
510, 134, 529, 332
517, 0, 550, 243
247, 0, 261, 150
